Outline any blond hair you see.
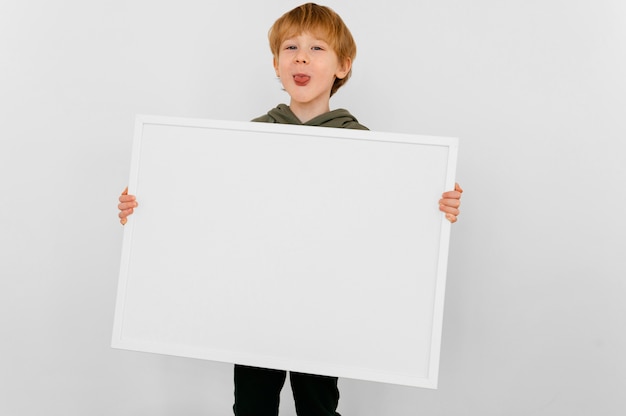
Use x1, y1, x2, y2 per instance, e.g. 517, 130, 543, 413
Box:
268, 3, 357, 96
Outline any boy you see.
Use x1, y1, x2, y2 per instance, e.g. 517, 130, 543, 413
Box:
118, 3, 462, 415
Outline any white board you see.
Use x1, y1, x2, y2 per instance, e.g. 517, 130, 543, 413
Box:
112, 115, 458, 388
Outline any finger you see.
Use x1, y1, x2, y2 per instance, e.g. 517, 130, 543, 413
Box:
441, 183, 463, 200
118, 201, 138, 211
118, 208, 134, 219
445, 213, 458, 223
122, 186, 128, 196
119, 194, 136, 203
118, 198, 135, 208
441, 190, 462, 200
439, 197, 461, 209
440, 204, 460, 216
120, 218, 127, 226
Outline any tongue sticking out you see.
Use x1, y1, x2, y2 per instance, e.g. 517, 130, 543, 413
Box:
294, 75, 310, 86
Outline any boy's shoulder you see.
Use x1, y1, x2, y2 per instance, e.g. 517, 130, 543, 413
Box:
251, 104, 299, 125
250, 113, 275, 124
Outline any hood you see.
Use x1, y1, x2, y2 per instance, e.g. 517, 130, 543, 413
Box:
254, 104, 368, 130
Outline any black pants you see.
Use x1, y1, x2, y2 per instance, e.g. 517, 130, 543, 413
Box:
233, 365, 341, 416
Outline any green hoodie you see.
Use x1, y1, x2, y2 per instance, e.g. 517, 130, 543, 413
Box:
252, 103, 368, 130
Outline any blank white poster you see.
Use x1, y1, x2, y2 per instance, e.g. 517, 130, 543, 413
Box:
112, 115, 457, 388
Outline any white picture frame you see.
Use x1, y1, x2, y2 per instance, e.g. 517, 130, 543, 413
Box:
112, 115, 458, 388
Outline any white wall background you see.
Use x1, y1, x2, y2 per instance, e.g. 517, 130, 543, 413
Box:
1, 0, 624, 415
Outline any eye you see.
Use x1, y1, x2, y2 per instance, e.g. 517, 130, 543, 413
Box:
285, 45, 297, 50
312, 46, 324, 51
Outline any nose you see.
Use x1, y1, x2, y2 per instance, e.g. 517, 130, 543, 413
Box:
295, 51, 308, 64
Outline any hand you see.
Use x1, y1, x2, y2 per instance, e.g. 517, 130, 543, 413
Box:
118, 187, 138, 226
439, 182, 463, 223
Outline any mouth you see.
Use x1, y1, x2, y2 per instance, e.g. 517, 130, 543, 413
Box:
293, 74, 311, 86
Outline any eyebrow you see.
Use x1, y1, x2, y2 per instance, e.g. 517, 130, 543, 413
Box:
282, 38, 329, 47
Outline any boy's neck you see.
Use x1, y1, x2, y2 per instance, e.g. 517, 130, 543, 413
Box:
289, 100, 331, 124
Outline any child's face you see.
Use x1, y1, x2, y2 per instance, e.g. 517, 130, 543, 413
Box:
274, 31, 351, 111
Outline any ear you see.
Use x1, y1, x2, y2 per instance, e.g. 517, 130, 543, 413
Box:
336, 57, 352, 80
273, 56, 280, 77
